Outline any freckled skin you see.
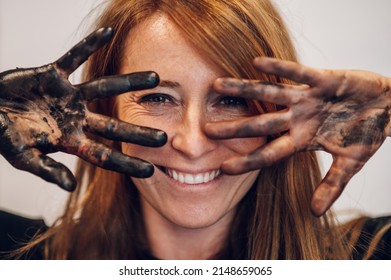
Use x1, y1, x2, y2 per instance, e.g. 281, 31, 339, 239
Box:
0, 28, 167, 191
206, 57, 391, 216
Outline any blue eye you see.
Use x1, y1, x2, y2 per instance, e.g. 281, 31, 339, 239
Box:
140, 94, 174, 104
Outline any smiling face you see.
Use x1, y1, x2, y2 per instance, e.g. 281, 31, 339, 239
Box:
116, 13, 265, 231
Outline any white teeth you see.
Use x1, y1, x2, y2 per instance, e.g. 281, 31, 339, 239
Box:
203, 172, 210, 183
194, 174, 203, 184
178, 173, 185, 183
185, 174, 194, 184
165, 168, 221, 185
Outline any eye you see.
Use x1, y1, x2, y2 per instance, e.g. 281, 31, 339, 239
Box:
218, 96, 248, 108
139, 93, 175, 105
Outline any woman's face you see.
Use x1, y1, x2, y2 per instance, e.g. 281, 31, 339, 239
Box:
117, 14, 265, 230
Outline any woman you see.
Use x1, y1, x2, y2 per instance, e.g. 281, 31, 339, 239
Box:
1, 0, 390, 259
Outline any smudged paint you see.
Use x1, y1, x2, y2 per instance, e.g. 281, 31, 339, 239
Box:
341, 108, 390, 147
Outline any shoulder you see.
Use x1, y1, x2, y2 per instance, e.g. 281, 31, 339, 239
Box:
351, 216, 391, 260
0, 210, 47, 259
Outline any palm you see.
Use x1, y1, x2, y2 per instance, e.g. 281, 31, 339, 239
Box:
0, 28, 166, 191
206, 57, 391, 215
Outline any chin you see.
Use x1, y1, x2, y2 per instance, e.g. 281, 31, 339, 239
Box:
163, 205, 232, 230
134, 162, 258, 232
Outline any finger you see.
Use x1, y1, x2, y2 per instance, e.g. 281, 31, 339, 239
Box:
79, 71, 159, 101
213, 77, 304, 105
204, 110, 290, 139
85, 111, 167, 147
253, 57, 321, 86
8, 149, 76, 191
76, 139, 154, 178
310, 156, 361, 216
221, 135, 296, 174
55, 27, 113, 75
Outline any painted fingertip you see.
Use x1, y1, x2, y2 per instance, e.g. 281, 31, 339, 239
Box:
155, 130, 168, 146
203, 122, 217, 137
253, 56, 279, 70
310, 189, 337, 217
132, 163, 155, 178
97, 27, 114, 42
59, 175, 77, 192
220, 160, 242, 175
214, 78, 243, 92
311, 185, 341, 217
145, 71, 160, 87
253, 56, 275, 63
310, 198, 328, 217
253, 56, 263, 64
212, 78, 225, 92
129, 71, 160, 90
253, 56, 267, 66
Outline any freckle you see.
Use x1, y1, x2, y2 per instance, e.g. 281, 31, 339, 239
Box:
42, 117, 48, 123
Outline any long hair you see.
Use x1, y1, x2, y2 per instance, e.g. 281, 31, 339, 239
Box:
37, 0, 354, 259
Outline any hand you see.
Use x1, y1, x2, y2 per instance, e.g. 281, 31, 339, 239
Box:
205, 57, 391, 216
0, 27, 166, 191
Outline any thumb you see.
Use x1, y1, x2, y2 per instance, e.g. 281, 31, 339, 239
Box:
311, 156, 361, 216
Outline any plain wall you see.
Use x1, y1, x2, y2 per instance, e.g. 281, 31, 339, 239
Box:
0, 0, 390, 225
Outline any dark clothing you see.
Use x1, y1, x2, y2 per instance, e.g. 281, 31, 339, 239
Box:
351, 216, 391, 260
0, 210, 390, 259
0, 210, 46, 259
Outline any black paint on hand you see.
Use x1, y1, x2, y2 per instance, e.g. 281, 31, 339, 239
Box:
0, 28, 167, 191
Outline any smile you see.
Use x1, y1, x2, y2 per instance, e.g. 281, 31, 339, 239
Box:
164, 168, 221, 185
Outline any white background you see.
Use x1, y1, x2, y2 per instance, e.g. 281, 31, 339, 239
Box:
0, 260, 387, 279
0, 0, 390, 225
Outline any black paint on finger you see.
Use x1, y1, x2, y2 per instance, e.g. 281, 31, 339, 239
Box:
0, 111, 10, 135
102, 152, 155, 178
85, 113, 167, 147
76, 141, 155, 178
36, 154, 77, 191
79, 71, 159, 101
56, 27, 114, 75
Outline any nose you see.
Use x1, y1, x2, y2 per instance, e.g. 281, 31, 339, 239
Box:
171, 107, 218, 159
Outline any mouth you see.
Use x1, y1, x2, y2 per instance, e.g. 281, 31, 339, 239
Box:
157, 166, 221, 185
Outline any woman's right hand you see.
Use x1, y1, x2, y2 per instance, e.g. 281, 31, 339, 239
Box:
0, 27, 167, 191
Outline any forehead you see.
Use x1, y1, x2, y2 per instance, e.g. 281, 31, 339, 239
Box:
120, 14, 190, 69
119, 13, 224, 78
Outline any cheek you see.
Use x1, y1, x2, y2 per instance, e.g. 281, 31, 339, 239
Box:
120, 123, 173, 159
223, 137, 266, 156
121, 128, 265, 159
117, 100, 177, 133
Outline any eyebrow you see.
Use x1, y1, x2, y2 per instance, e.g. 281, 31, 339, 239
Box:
159, 80, 181, 88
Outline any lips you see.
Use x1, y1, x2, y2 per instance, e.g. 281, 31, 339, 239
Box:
164, 168, 221, 185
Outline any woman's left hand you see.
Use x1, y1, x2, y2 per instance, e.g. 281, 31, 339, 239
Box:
205, 57, 391, 216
